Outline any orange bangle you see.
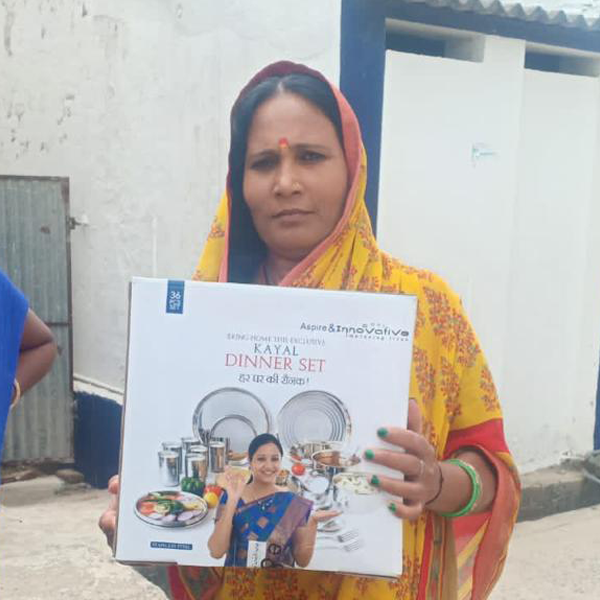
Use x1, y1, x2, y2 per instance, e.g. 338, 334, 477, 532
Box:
10, 379, 21, 409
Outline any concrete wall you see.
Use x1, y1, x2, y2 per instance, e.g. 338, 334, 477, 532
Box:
378, 35, 600, 471
0, 0, 341, 392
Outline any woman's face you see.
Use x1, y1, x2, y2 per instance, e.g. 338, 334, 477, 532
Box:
249, 442, 282, 485
243, 92, 349, 262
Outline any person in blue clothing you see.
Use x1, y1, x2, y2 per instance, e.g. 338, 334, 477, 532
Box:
0, 269, 57, 469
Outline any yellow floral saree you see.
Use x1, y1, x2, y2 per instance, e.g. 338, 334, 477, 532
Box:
169, 61, 520, 600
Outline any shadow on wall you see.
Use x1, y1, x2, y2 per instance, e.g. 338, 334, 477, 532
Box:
74, 392, 122, 488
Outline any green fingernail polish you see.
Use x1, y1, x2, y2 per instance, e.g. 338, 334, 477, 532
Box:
388, 502, 397, 513
370, 475, 380, 487
377, 427, 388, 438
364, 449, 375, 460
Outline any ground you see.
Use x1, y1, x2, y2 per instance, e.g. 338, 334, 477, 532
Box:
492, 503, 600, 599
0, 477, 167, 600
1, 476, 599, 599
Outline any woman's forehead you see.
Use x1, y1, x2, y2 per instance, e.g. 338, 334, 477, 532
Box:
253, 442, 281, 455
246, 93, 339, 150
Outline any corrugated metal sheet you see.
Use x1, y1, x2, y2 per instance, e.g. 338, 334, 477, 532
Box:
0, 176, 73, 461
399, 0, 600, 30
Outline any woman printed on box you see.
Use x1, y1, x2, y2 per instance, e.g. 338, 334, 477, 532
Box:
0, 268, 57, 473
208, 434, 336, 568
101, 61, 520, 599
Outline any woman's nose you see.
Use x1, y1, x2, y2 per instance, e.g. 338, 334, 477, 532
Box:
274, 159, 301, 197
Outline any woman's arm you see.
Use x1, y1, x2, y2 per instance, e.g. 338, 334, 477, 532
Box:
292, 509, 339, 568
292, 519, 318, 568
207, 495, 239, 559
15, 309, 57, 397
426, 449, 497, 515
207, 470, 249, 559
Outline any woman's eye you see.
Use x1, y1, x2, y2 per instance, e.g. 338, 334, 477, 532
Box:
300, 150, 325, 163
250, 156, 277, 171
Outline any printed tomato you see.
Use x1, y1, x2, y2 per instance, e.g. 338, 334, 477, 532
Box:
291, 463, 306, 477
205, 484, 223, 497
139, 501, 156, 516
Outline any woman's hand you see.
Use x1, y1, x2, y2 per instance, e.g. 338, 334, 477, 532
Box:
365, 399, 441, 520
293, 509, 341, 567
308, 509, 341, 527
98, 475, 119, 547
221, 467, 248, 500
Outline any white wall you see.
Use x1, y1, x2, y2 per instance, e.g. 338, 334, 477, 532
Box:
378, 36, 600, 471
504, 68, 600, 471
0, 0, 341, 392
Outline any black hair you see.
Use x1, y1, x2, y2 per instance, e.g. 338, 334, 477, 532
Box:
227, 73, 344, 284
248, 433, 284, 461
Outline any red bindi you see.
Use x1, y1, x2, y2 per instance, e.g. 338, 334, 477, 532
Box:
278, 137, 290, 150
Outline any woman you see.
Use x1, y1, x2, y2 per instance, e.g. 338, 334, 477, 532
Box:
0, 268, 57, 471
101, 61, 520, 599
208, 434, 336, 569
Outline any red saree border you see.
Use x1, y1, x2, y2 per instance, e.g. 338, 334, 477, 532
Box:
443, 420, 520, 600
469, 450, 520, 599
417, 516, 435, 600
444, 419, 510, 457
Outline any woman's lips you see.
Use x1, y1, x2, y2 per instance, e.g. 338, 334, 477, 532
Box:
272, 209, 313, 219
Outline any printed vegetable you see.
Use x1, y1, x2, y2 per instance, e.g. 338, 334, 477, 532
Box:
204, 484, 223, 497
135, 491, 208, 526
181, 477, 205, 495
139, 501, 156, 516
204, 491, 220, 509
291, 463, 306, 476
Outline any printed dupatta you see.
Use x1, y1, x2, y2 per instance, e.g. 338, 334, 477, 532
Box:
169, 61, 520, 600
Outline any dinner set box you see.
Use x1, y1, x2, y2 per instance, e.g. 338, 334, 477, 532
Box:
115, 277, 416, 578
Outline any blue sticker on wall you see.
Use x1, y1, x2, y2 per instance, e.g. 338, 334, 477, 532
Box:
166, 280, 185, 314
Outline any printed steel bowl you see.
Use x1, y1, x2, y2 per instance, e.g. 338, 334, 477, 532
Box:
312, 449, 361, 476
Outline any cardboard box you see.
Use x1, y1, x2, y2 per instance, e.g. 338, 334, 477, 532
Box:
115, 278, 416, 578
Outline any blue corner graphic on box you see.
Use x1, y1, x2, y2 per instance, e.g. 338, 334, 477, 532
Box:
166, 280, 185, 314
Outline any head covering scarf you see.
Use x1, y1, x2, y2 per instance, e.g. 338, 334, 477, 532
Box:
0, 269, 28, 473
170, 61, 520, 600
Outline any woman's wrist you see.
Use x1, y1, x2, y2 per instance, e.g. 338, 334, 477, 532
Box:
438, 459, 482, 518
425, 460, 472, 515
425, 461, 444, 506
426, 453, 495, 516
225, 493, 241, 509
306, 515, 319, 529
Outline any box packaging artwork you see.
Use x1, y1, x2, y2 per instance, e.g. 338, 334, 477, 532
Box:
115, 277, 417, 578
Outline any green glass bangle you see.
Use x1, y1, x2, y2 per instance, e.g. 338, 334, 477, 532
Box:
439, 458, 482, 518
